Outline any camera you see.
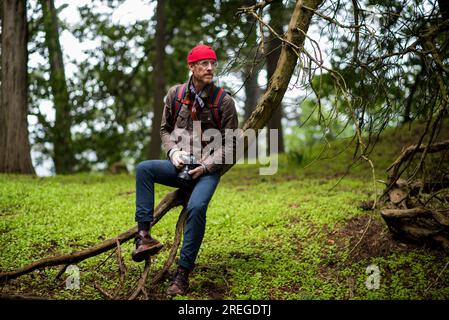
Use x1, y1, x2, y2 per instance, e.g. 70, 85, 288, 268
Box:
176, 153, 200, 187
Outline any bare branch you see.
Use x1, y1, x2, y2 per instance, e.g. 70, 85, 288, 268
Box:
237, 0, 278, 14
152, 207, 188, 285
94, 281, 114, 300
128, 258, 151, 300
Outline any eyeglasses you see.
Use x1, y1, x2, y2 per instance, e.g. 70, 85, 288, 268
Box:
196, 60, 218, 68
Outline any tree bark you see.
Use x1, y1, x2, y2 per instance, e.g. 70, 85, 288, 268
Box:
244, 68, 261, 123
147, 0, 167, 159
40, 0, 75, 173
0, 0, 35, 174
242, 0, 321, 132
266, 0, 285, 155
381, 207, 449, 251
243, 0, 261, 124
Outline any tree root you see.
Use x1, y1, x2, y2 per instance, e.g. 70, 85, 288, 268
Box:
381, 195, 449, 250
380, 140, 449, 251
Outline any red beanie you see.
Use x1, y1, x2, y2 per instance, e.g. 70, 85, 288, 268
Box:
187, 44, 217, 64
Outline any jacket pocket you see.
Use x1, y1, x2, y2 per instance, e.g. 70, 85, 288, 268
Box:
176, 105, 190, 128
199, 109, 217, 131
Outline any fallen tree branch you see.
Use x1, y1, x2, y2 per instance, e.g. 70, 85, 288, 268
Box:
115, 239, 126, 285
0, 293, 49, 300
0, 189, 189, 283
54, 264, 70, 280
0, 228, 135, 283
152, 207, 188, 285
381, 207, 431, 219
112, 239, 127, 299
94, 281, 114, 300
128, 257, 151, 300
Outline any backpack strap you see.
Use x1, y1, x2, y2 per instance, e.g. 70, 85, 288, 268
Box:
171, 83, 227, 129
209, 86, 226, 130
171, 83, 188, 127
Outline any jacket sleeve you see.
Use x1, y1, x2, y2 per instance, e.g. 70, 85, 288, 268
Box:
201, 94, 239, 173
160, 85, 180, 157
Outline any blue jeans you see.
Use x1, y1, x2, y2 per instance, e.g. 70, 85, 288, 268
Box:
135, 160, 221, 270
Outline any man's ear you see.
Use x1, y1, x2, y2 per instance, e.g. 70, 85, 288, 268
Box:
188, 63, 194, 72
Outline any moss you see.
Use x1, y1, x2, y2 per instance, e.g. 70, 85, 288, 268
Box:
1, 122, 448, 299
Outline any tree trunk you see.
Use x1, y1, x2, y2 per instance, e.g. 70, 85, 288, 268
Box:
239, 0, 323, 146
40, 0, 75, 173
244, 68, 260, 123
241, 0, 261, 158
243, 0, 260, 124
147, 0, 167, 160
0, 0, 35, 174
266, 1, 285, 155
243, 66, 261, 159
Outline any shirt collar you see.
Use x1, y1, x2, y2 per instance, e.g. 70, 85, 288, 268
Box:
189, 76, 214, 98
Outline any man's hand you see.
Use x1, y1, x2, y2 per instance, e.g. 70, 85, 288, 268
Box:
188, 165, 206, 180
170, 149, 188, 169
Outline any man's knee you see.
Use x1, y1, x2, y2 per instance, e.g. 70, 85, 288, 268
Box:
136, 160, 154, 177
187, 201, 208, 219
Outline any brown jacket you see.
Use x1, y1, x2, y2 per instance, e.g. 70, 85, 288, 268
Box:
160, 81, 239, 174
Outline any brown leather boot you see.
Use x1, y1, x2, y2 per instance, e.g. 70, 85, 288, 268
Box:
131, 230, 163, 262
166, 267, 190, 296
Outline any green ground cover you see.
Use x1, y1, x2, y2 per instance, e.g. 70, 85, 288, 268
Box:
1, 121, 448, 299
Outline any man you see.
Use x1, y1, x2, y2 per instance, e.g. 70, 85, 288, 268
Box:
132, 44, 238, 296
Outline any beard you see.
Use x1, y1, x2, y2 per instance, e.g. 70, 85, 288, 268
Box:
191, 71, 214, 88
200, 74, 214, 84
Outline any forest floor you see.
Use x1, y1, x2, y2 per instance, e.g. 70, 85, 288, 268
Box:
1, 120, 448, 300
